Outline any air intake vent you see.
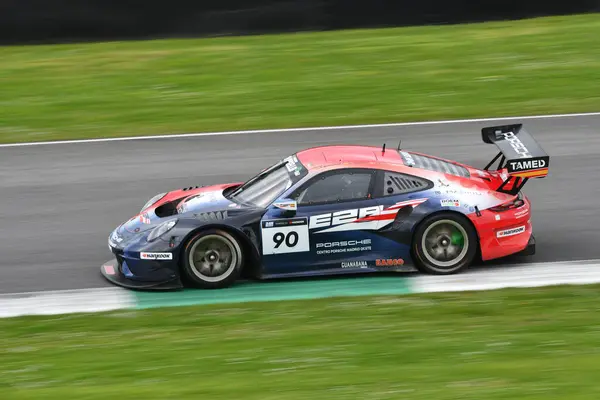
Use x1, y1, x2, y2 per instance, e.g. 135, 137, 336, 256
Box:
181, 185, 204, 191
195, 211, 228, 221
393, 176, 424, 190
400, 151, 470, 178
155, 199, 179, 217
383, 171, 432, 196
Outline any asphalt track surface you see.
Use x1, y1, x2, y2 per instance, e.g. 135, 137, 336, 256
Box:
1, 115, 599, 294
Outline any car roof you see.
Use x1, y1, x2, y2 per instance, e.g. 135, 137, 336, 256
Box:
294, 145, 508, 195
295, 145, 471, 176
296, 145, 403, 169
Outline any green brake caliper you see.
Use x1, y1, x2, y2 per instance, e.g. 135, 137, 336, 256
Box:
450, 230, 464, 247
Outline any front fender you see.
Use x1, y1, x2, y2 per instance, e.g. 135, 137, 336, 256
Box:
166, 212, 264, 274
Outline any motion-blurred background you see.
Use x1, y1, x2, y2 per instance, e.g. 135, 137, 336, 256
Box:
2, 0, 600, 45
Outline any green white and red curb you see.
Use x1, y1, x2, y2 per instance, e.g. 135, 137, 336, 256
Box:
2, 259, 600, 318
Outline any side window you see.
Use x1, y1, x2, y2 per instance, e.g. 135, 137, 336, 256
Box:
294, 171, 373, 205
380, 171, 432, 197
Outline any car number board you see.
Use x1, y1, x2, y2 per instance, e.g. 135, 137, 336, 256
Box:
261, 218, 310, 255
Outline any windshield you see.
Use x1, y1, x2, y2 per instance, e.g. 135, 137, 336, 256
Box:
226, 155, 307, 208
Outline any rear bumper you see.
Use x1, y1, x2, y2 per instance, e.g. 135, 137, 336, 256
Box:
516, 234, 536, 256
470, 193, 539, 261
100, 259, 183, 291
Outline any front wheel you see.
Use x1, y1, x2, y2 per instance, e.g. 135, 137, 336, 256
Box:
182, 229, 243, 289
413, 213, 478, 275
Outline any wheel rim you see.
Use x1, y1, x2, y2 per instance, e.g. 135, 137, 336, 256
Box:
421, 219, 469, 270
188, 234, 238, 282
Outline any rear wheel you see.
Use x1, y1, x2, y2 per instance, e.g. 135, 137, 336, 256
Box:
413, 213, 477, 275
182, 229, 243, 289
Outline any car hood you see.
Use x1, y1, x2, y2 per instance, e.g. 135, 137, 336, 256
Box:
175, 187, 235, 214
120, 183, 249, 234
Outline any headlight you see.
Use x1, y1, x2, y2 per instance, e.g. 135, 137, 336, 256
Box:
141, 193, 167, 212
147, 219, 178, 242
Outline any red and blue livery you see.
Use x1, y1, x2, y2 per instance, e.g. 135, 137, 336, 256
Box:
102, 123, 549, 290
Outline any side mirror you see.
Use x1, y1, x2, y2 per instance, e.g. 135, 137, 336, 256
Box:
272, 198, 297, 217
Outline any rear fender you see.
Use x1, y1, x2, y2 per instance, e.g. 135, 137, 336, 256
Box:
410, 209, 482, 257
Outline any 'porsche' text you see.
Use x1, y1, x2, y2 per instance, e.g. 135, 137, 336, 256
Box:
503, 132, 532, 159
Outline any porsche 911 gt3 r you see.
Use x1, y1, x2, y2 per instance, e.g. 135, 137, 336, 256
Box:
102, 123, 549, 290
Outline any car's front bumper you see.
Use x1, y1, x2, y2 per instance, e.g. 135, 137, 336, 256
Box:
100, 259, 183, 290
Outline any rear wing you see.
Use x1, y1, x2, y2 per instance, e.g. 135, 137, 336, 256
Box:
482, 124, 549, 195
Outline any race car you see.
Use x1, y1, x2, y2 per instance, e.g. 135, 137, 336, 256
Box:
102, 123, 549, 290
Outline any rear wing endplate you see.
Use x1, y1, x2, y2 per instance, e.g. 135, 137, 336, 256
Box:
482, 124, 549, 195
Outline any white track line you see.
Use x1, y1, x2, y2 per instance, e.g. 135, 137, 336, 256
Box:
0, 287, 135, 318
1, 111, 599, 148
412, 259, 600, 293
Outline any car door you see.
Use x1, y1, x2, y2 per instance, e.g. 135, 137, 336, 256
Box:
260, 168, 383, 276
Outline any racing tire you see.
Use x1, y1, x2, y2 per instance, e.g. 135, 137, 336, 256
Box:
412, 212, 478, 275
182, 229, 243, 289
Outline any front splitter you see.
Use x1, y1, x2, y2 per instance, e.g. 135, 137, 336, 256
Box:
100, 259, 183, 291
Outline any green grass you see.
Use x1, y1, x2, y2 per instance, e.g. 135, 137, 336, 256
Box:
3, 285, 600, 399
0, 14, 599, 143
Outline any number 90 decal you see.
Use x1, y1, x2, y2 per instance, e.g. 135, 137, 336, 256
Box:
273, 231, 299, 249
261, 218, 310, 255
